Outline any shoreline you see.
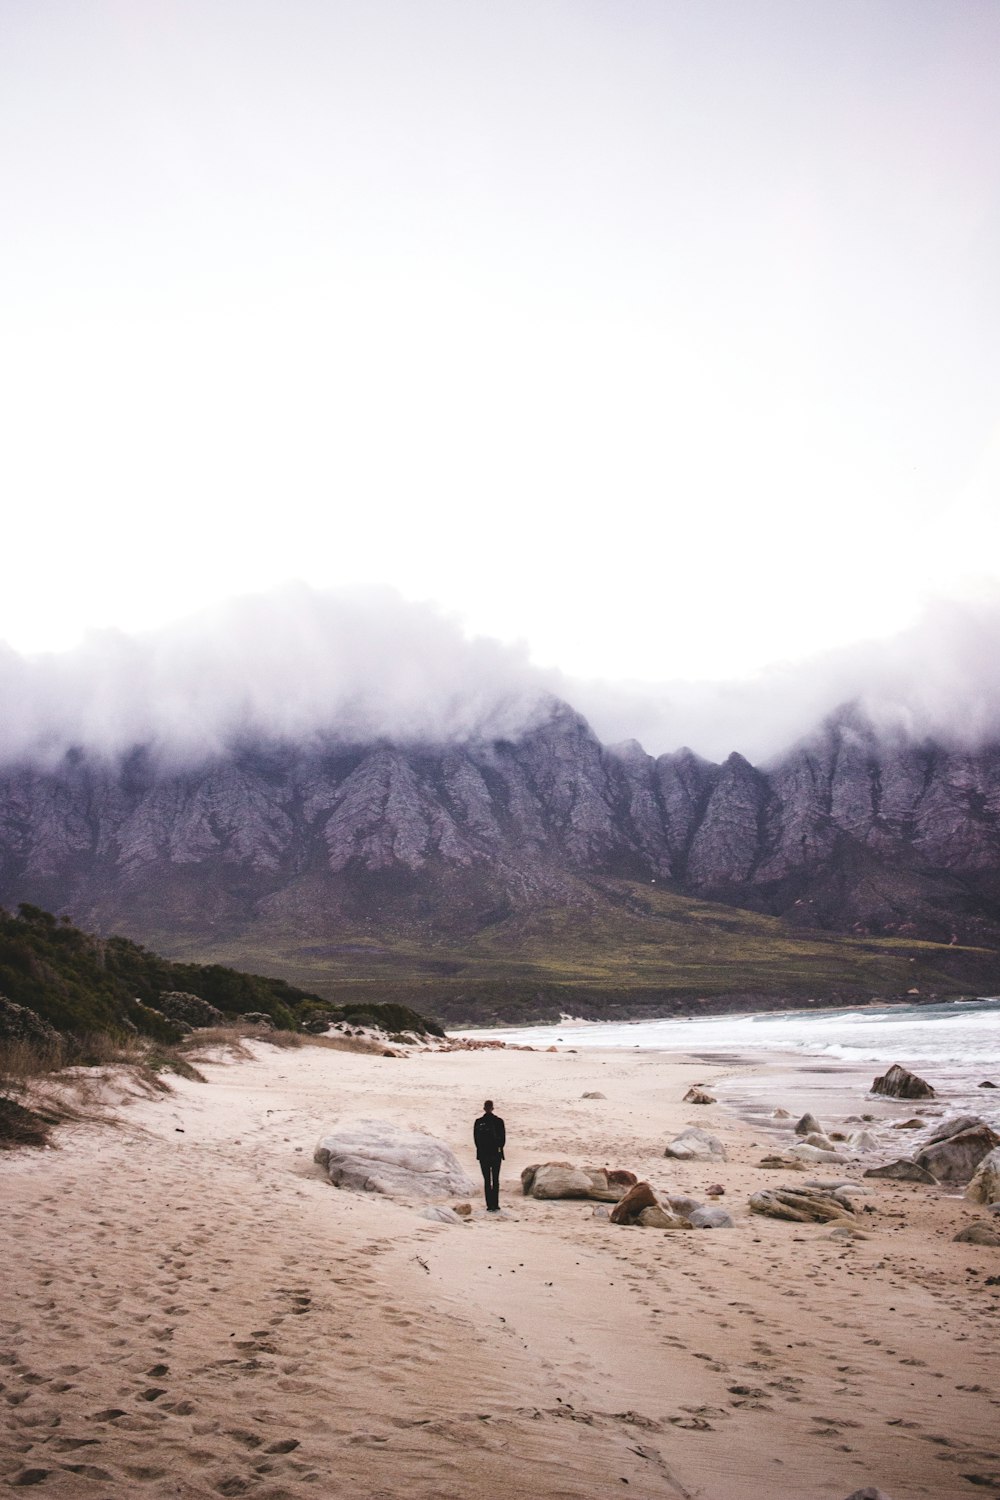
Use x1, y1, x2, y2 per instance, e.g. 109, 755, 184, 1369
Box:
2, 1036, 999, 1499
446, 988, 1000, 1034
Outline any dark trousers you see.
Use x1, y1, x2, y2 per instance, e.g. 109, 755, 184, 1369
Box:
479, 1155, 501, 1210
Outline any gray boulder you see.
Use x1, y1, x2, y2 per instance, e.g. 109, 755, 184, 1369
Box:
914, 1123, 1000, 1185
688, 1206, 735, 1228
923, 1114, 986, 1145
965, 1147, 1000, 1205
314, 1119, 476, 1199
953, 1220, 1000, 1246
157, 991, 225, 1028
666, 1194, 704, 1217
789, 1142, 848, 1164
870, 1064, 935, 1099
664, 1127, 726, 1161
806, 1178, 871, 1195
864, 1159, 938, 1183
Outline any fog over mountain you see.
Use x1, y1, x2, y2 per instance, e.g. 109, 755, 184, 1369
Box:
1, 584, 999, 767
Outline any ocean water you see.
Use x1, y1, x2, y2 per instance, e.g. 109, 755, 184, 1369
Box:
476, 998, 1000, 1071
468, 999, 1000, 1127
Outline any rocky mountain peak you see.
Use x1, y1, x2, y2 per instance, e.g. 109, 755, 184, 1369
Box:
1, 694, 999, 949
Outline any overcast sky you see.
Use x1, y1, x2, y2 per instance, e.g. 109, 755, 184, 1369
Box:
3, 1, 1000, 720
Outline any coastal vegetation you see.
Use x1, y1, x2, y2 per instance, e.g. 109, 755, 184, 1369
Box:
0, 904, 445, 1147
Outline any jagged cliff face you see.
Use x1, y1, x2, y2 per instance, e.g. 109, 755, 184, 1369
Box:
1, 701, 1000, 946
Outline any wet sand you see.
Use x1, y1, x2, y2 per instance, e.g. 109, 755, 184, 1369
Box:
1, 1038, 999, 1499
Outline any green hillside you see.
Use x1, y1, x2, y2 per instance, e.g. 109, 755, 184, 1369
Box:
132, 876, 1000, 1027
0, 905, 441, 1041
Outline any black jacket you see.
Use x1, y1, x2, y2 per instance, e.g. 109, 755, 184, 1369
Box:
474, 1112, 505, 1160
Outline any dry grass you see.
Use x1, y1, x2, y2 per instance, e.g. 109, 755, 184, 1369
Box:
0, 1037, 66, 1089
0, 1096, 57, 1149
300, 1033, 402, 1055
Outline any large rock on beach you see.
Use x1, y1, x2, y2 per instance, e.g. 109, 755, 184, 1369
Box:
689, 1206, 735, 1228
965, 1147, 1000, 1205
157, 991, 225, 1028
664, 1127, 726, 1161
953, 1220, 1000, 1246
864, 1159, 938, 1184
666, 1194, 704, 1217
609, 1181, 658, 1224
314, 1120, 476, 1199
749, 1186, 854, 1224
870, 1064, 935, 1099
914, 1123, 1000, 1186
923, 1114, 987, 1145
520, 1162, 622, 1201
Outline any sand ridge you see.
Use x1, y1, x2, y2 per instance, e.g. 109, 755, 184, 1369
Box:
1, 1039, 999, 1499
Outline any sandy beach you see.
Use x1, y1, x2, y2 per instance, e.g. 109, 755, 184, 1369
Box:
2, 1036, 999, 1500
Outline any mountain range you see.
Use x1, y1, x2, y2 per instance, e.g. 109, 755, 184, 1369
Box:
2, 698, 999, 1022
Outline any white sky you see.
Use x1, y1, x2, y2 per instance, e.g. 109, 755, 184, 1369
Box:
2, 0, 1000, 687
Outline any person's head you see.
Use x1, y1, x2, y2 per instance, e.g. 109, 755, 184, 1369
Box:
483, 1100, 494, 1113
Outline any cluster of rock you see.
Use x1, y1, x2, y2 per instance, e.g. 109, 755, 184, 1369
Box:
608, 1179, 734, 1229
311, 1084, 1000, 1251
759, 1062, 1000, 1245
863, 1111, 1000, 1188
520, 1162, 635, 1201
517, 1155, 736, 1229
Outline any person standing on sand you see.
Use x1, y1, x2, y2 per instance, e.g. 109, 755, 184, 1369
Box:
473, 1099, 505, 1212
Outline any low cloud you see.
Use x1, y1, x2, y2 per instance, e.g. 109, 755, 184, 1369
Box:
1, 584, 1000, 768
575, 591, 1000, 762
0, 585, 558, 767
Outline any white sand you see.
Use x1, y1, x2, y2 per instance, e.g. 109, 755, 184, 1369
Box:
2, 1037, 999, 1500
